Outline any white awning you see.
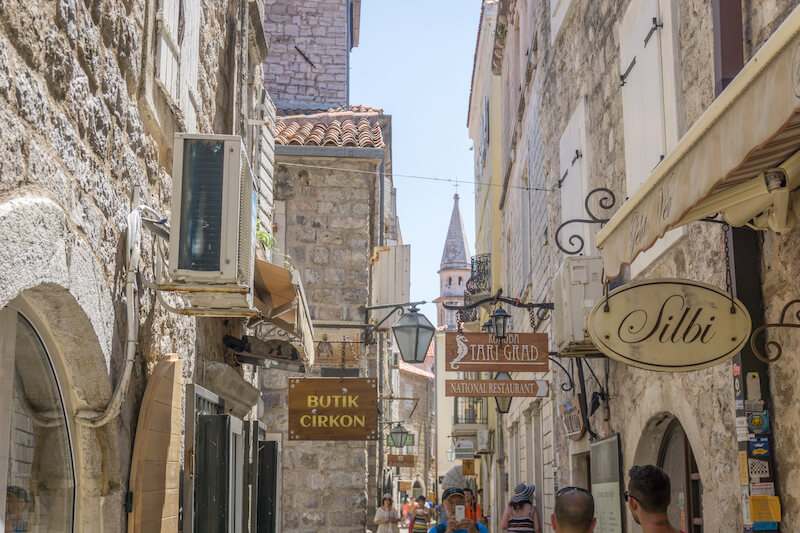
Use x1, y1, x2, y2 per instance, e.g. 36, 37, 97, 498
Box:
253, 259, 315, 365
597, 5, 800, 279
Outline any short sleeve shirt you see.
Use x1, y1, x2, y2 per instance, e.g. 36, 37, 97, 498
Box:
374, 507, 399, 533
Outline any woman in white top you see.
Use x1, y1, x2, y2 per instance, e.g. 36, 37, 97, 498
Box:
374, 493, 401, 533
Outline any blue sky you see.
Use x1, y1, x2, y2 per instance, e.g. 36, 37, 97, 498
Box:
350, 0, 482, 323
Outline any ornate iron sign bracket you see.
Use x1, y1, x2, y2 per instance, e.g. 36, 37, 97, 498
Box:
750, 299, 800, 363
555, 188, 617, 255
444, 289, 554, 330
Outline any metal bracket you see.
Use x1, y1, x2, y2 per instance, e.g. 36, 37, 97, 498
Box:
555, 188, 617, 255
442, 288, 553, 313
644, 18, 664, 46
620, 57, 636, 86
547, 353, 575, 392
750, 299, 800, 363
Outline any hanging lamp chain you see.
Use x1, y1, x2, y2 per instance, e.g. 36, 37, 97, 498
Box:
723, 224, 735, 313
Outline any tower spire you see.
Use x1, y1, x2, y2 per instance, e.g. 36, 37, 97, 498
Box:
440, 194, 472, 271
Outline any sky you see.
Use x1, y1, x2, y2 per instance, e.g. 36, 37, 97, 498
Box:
350, 0, 482, 323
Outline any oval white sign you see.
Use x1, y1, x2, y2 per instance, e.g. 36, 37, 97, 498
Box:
587, 279, 752, 372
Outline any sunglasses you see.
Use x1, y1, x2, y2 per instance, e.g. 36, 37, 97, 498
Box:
623, 490, 638, 503
556, 486, 593, 501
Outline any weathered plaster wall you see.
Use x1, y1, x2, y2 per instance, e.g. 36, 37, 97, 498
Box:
262, 0, 350, 109
392, 366, 435, 498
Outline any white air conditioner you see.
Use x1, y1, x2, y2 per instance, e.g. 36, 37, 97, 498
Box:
553, 256, 604, 356
169, 133, 257, 309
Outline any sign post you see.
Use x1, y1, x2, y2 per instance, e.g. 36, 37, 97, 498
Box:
444, 379, 549, 397
445, 332, 549, 372
288, 377, 378, 440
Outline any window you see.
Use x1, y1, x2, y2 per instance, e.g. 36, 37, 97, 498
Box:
1, 309, 75, 533
559, 100, 592, 255
155, 0, 200, 131
458, 277, 463, 286
619, 0, 685, 275
658, 421, 703, 532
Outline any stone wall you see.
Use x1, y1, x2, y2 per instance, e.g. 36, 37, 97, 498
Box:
262, 0, 350, 109
264, 153, 383, 532
482, 0, 800, 530
0, 0, 266, 530
392, 365, 435, 500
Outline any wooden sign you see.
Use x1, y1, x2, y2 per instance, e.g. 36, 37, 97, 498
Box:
288, 377, 377, 440
588, 279, 752, 372
462, 459, 475, 476
560, 394, 586, 441
445, 332, 549, 372
444, 379, 549, 397
398, 480, 412, 491
314, 328, 361, 367
387, 454, 415, 468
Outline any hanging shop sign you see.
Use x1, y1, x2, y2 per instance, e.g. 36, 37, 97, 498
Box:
462, 459, 476, 476
445, 332, 549, 372
587, 279, 752, 372
387, 454, 416, 468
288, 377, 378, 441
559, 394, 586, 441
313, 328, 362, 367
398, 480, 413, 491
444, 379, 549, 397
454, 440, 475, 460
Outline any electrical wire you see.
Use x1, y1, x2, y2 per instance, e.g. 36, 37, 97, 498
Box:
278, 161, 557, 192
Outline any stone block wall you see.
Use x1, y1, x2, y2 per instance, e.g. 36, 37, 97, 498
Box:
0, 0, 265, 530
262, 0, 350, 109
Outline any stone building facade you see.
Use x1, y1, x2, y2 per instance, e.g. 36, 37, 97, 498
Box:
0, 0, 274, 531
468, 0, 800, 531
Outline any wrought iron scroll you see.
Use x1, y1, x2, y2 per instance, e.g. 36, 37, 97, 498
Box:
466, 254, 491, 295
529, 307, 550, 330
555, 188, 617, 255
750, 299, 800, 363
547, 353, 575, 392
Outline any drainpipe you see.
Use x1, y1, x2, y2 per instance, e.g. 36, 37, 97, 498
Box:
376, 150, 386, 505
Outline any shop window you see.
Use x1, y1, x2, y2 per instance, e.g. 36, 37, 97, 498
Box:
658, 421, 703, 532
1, 309, 75, 533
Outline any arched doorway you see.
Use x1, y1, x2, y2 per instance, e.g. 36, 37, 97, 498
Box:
1, 308, 75, 532
657, 420, 703, 532
412, 480, 424, 499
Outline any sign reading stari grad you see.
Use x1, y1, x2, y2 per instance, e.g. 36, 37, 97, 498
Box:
444, 379, 549, 397
288, 377, 378, 440
587, 279, 752, 372
445, 332, 549, 372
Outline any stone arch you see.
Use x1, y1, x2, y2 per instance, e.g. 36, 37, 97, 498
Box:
0, 196, 124, 529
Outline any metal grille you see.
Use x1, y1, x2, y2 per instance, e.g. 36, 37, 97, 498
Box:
466, 254, 491, 294
454, 397, 488, 425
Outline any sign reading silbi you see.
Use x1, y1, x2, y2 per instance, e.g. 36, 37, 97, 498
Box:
444, 332, 549, 372
288, 377, 378, 440
587, 279, 752, 372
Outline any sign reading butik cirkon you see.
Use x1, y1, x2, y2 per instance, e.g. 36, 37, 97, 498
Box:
587, 278, 752, 371
445, 332, 549, 372
288, 377, 378, 440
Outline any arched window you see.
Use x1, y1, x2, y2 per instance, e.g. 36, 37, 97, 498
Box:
458, 277, 463, 285
658, 420, 702, 532
1, 308, 75, 532
448, 277, 452, 287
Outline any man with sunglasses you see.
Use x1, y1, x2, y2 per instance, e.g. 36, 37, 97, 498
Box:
551, 486, 596, 532
625, 465, 685, 533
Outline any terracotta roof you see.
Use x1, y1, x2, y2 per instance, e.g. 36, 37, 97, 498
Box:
277, 104, 383, 116
275, 117, 384, 147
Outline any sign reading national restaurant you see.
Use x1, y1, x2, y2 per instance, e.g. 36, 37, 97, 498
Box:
445, 332, 549, 372
444, 379, 549, 397
288, 377, 378, 441
587, 278, 752, 372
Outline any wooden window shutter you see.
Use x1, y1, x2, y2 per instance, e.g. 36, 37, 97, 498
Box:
156, 0, 181, 106
559, 101, 592, 254
619, 0, 667, 197
179, 0, 201, 131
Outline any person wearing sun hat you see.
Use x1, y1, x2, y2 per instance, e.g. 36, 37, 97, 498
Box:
427, 487, 488, 533
500, 483, 542, 533
374, 493, 401, 533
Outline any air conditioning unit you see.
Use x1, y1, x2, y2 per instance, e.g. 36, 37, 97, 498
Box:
553, 256, 604, 356
169, 133, 257, 310
476, 429, 492, 454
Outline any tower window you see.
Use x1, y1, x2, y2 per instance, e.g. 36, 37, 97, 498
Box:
458, 277, 463, 285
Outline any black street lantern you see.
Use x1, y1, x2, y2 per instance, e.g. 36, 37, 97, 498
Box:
391, 306, 435, 363
390, 424, 409, 448
481, 316, 494, 333
491, 306, 512, 340
494, 372, 512, 413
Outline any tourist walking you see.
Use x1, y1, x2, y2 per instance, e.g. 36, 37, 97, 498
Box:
463, 488, 483, 523
550, 486, 595, 533
428, 487, 489, 533
500, 483, 541, 533
625, 465, 686, 533
374, 493, 401, 533
410, 495, 432, 533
